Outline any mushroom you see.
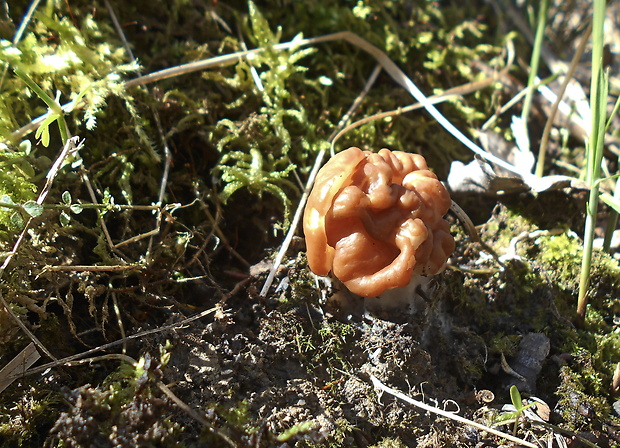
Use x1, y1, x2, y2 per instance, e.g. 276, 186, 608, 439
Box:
303, 147, 454, 298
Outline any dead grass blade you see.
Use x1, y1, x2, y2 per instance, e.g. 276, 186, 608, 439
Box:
260, 63, 382, 296
0, 306, 217, 387
12, 31, 523, 178
0, 343, 40, 394
370, 375, 538, 448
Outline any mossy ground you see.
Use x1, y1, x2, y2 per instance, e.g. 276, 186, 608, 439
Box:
1, 0, 620, 447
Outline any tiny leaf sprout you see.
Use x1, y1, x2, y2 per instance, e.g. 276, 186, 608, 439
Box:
508, 385, 535, 436
59, 191, 83, 226
22, 200, 43, 217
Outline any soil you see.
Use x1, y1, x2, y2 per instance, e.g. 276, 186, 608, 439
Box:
40, 200, 620, 447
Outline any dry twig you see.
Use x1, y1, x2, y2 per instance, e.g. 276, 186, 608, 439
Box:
370, 375, 538, 448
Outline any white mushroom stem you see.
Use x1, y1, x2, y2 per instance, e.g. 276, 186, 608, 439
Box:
363, 275, 432, 313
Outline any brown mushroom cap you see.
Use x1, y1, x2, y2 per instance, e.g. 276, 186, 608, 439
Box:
303, 147, 455, 297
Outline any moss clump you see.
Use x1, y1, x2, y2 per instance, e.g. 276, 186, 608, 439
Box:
536, 233, 583, 292
474, 203, 620, 433
293, 316, 357, 375
534, 232, 620, 302
201, 400, 259, 445
368, 438, 408, 448
481, 205, 537, 256
316, 320, 356, 372
48, 352, 182, 447
556, 350, 612, 431
0, 386, 62, 447
1, 3, 137, 140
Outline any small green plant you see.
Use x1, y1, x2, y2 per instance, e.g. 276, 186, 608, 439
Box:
0, 142, 38, 236
12, 66, 70, 145
495, 385, 535, 437
275, 420, 315, 442
58, 190, 83, 226
508, 385, 534, 436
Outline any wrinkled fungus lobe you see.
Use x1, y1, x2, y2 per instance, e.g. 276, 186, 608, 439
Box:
303, 147, 455, 297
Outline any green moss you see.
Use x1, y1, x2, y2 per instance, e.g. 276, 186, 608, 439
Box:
294, 318, 356, 376
315, 320, 356, 373
535, 229, 620, 322
555, 350, 612, 430
368, 438, 408, 448
488, 334, 521, 357
472, 204, 620, 432
1, 4, 137, 141
482, 207, 535, 255
0, 387, 62, 447
47, 352, 183, 446
536, 233, 583, 292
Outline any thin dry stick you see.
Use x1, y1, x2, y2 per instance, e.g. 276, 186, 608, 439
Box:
111, 292, 127, 354
449, 200, 480, 243
1, 305, 217, 384
103, 0, 136, 62
112, 203, 185, 249
157, 381, 238, 447
536, 23, 592, 177
370, 375, 537, 448
104, 0, 172, 262
0, 0, 42, 89
330, 39, 514, 151
11, 31, 525, 179
37, 137, 80, 206
44, 265, 144, 272
145, 111, 172, 264
60, 352, 138, 368
78, 166, 125, 258
0, 138, 81, 361
259, 64, 383, 297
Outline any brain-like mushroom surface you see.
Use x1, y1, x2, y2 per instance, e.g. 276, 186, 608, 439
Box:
303, 147, 455, 297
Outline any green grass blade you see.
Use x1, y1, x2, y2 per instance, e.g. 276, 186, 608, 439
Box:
12, 67, 69, 144
520, 0, 549, 140
577, 0, 608, 325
